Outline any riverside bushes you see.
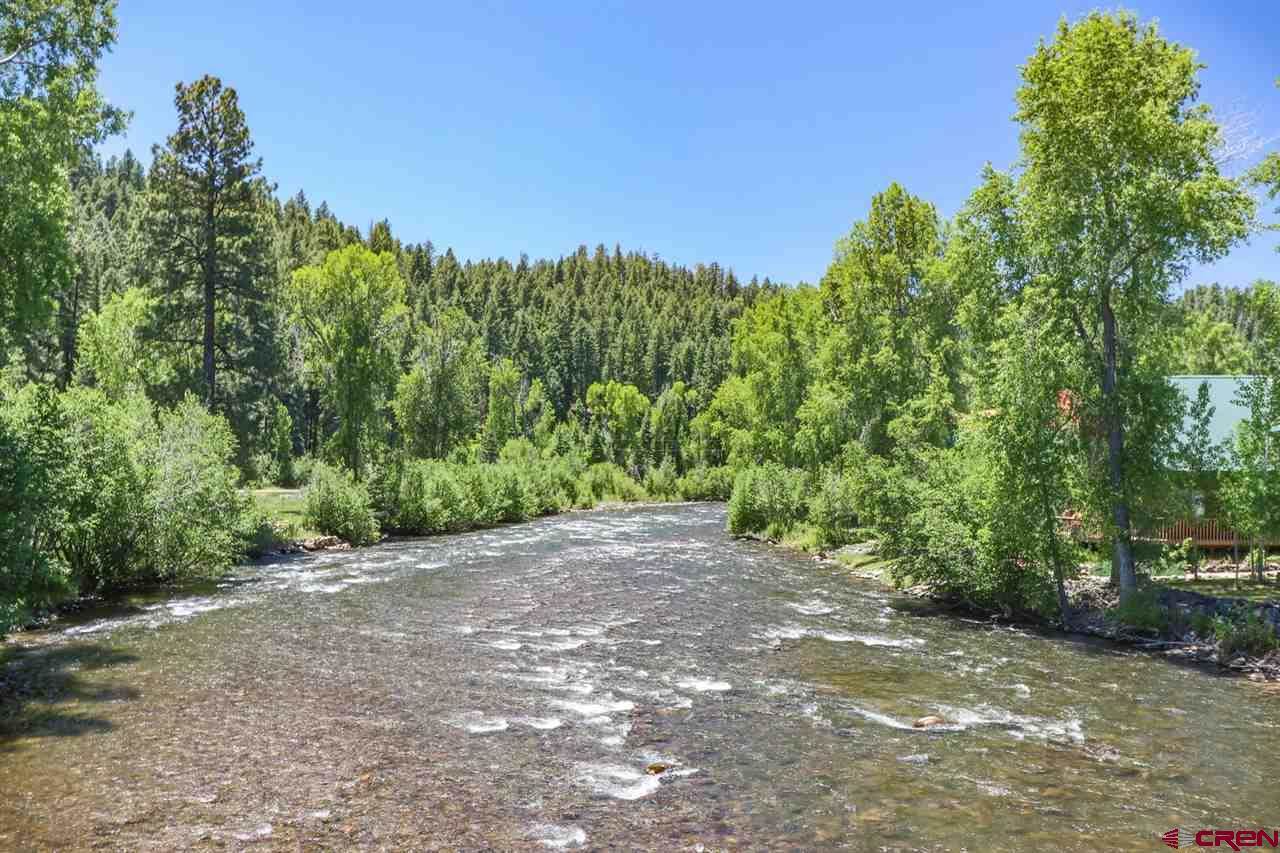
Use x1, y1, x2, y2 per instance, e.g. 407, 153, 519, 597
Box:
304, 464, 380, 545
727, 464, 809, 537
806, 467, 862, 547
0, 384, 254, 633
1215, 610, 1279, 658
0, 386, 75, 633
674, 465, 734, 501
378, 455, 646, 536
725, 436, 1064, 617
575, 462, 645, 505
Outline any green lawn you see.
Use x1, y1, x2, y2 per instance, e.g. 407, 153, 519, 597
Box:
1161, 576, 1280, 605
250, 488, 319, 540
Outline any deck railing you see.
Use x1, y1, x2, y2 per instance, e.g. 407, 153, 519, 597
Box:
1058, 513, 1277, 550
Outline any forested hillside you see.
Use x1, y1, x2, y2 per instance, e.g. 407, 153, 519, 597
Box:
1173, 282, 1280, 374
44, 144, 770, 474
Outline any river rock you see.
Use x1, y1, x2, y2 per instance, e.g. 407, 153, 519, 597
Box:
913, 715, 948, 729
645, 763, 669, 775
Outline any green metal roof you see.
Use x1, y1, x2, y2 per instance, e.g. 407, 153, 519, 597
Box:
1169, 375, 1254, 449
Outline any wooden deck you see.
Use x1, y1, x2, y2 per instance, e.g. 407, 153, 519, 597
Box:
1059, 513, 1280, 550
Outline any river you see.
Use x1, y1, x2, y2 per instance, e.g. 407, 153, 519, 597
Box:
1, 503, 1276, 850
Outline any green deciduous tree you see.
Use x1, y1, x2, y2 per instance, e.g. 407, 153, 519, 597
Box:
0, 383, 74, 630
586, 380, 650, 470
979, 290, 1085, 622
966, 12, 1254, 600
1174, 380, 1226, 579
393, 306, 487, 460
481, 357, 523, 460
1251, 78, 1279, 251
73, 286, 169, 398
648, 381, 698, 472
817, 182, 956, 456
1175, 311, 1251, 375
1174, 380, 1226, 514
0, 0, 122, 370
288, 245, 408, 478
693, 287, 824, 467
1222, 373, 1280, 582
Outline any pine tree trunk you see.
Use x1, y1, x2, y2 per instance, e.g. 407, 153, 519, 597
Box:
202, 200, 217, 410
202, 275, 216, 409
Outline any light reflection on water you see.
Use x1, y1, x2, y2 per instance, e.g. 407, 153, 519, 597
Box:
1, 503, 1276, 851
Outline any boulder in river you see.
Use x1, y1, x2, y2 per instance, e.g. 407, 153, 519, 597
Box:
913, 715, 948, 729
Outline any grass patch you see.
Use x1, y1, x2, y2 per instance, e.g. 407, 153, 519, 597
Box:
831, 550, 897, 584
250, 488, 319, 540
779, 524, 823, 552
835, 551, 884, 569
1162, 577, 1280, 605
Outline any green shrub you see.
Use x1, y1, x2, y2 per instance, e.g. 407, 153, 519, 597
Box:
675, 465, 734, 501
727, 464, 808, 537
0, 385, 260, 632
1106, 588, 1170, 635
0, 385, 75, 633
246, 450, 279, 487
456, 465, 499, 525
392, 459, 465, 533
57, 388, 153, 591
519, 456, 578, 515
142, 394, 254, 580
1191, 611, 1216, 639
240, 506, 297, 557
807, 467, 860, 547
498, 437, 539, 464
727, 467, 767, 534
872, 441, 1058, 617
388, 458, 586, 534
1215, 610, 1279, 658
642, 459, 680, 501
576, 462, 645, 505
486, 464, 531, 523
292, 454, 320, 486
305, 463, 380, 545
1135, 539, 1194, 579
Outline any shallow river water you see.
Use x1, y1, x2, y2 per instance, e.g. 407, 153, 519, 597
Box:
1, 503, 1277, 851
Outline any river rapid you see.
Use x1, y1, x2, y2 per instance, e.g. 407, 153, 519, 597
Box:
1, 503, 1276, 851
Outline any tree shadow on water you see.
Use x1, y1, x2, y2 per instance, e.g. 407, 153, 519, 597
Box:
883, 596, 1239, 678
0, 642, 140, 751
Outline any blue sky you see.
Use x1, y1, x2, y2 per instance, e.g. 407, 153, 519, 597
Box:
98, 1, 1278, 287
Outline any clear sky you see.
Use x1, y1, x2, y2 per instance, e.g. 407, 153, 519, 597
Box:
97, 0, 1278, 287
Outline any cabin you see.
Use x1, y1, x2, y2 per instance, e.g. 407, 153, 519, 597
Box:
1063, 375, 1279, 551
1146, 375, 1266, 550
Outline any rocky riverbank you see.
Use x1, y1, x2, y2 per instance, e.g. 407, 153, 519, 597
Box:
1063, 575, 1280, 682
795, 540, 1280, 683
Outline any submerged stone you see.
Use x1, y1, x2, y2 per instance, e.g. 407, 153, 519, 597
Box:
913, 715, 948, 729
